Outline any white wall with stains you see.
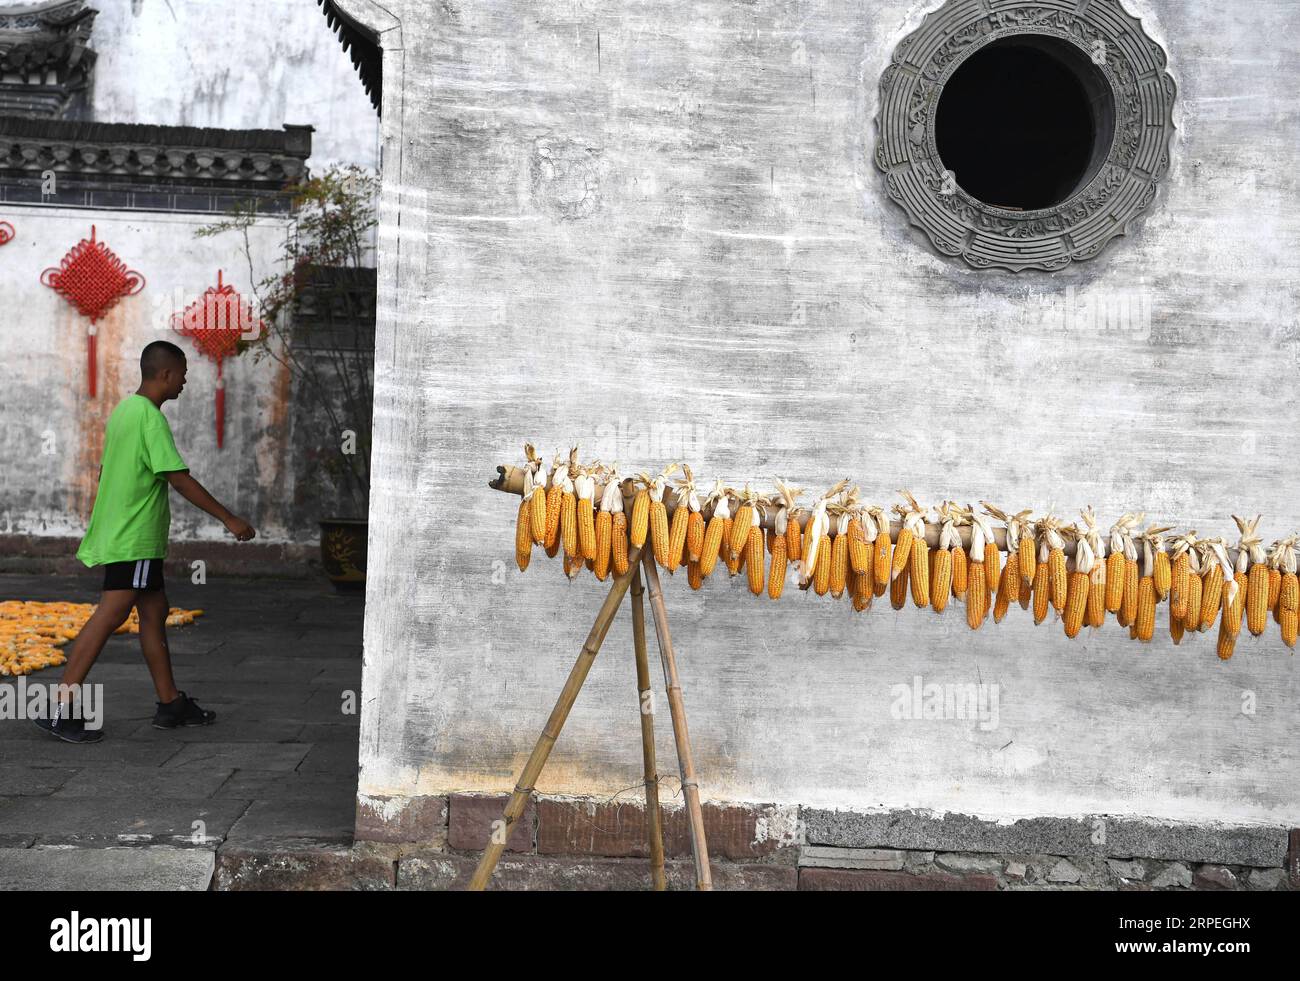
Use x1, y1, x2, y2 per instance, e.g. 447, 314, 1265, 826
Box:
0, 209, 304, 543
352, 0, 1300, 826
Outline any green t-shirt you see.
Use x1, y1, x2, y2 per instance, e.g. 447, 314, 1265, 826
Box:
76, 394, 189, 567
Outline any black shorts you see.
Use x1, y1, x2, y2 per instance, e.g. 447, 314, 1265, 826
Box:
102, 558, 165, 592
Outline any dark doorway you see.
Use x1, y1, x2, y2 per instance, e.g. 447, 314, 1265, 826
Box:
935, 34, 1115, 211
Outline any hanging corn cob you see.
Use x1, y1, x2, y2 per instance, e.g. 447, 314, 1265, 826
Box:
1135, 525, 1171, 644
932, 504, 959, 616
575, 468, 598, 561
605, 473, 629, 577
498, 452, 1300, 654
868, 505, 892, 598
1199, 538, 1231, 632
1278, 537, 1298, 650
665, 467, 697, 574
647, 465, 677, 568
984, 504, 1022, 623
729, 485, 759, 560
898, 492, 929, 609
1239, 516, 1269, 637
698, 482, 728, 578
1167, 531, 1197, 624
559, 453, 579, 560
1062, 524, 1091, 640
966, 509, 995, 630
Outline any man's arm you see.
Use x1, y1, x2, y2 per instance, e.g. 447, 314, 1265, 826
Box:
165, 471, 256, 541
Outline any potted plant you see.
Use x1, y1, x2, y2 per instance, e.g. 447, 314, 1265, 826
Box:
198, 166, 377, 591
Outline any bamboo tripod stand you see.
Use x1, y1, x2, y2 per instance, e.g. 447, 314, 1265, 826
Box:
467, 547, 713, 891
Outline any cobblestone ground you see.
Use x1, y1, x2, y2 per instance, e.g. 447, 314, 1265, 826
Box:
0, 572, 362, 889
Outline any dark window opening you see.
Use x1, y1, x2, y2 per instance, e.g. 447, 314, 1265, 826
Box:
935, 34, 1115, 211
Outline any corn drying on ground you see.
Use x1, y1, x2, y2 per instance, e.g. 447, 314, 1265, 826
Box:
0, 600, 203, 677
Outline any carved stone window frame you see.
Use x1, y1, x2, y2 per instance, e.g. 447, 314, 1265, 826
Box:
874, 0, 1177, 272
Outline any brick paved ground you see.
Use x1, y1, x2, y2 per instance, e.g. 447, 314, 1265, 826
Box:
0, 572, 362, 889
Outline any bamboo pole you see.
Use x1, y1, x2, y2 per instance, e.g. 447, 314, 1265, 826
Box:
630, 568, 667, 891
638, 551, 712, 891
467, 545, 644, 891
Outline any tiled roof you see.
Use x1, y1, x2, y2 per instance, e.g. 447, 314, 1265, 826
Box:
318, 0, 381, 114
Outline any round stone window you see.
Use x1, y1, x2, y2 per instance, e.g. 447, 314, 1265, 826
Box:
874, 0, 1176, 272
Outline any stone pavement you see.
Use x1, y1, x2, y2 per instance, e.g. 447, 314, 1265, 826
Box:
0, 572, 362, 890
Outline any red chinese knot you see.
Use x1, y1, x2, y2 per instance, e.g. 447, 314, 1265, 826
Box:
0, 221, 13, 247
171, 270, 263, 448
41, 225, 145, 323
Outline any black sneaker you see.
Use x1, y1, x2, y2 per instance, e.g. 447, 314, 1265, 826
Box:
152, 692, 217, 729
33, 706, 105, 744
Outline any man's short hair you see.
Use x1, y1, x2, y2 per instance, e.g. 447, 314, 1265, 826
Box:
140, 340, 186, 379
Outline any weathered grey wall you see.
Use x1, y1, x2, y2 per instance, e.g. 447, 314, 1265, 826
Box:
359, 0, 1300, 828
0, 209, 306, 543
89, 0, 380, 171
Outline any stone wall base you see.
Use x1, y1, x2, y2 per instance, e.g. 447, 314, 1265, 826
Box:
328, 792, 1300, 892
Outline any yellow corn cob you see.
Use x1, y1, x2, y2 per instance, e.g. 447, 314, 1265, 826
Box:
629, 488, 650, 548
515, 498, 532, 572
890, 558, 909, 610
544, 483, 564, 551
931, 548, 952, 614
611, 513, 629, 576
721, 516, 735, 563
561, 491, 578, 558
1105, 551, 1125, 612
649, 500, 670, 567
1063, 571, 1088, 639
993, 554, 1019, 623
666, 503, 689, 573
1170, 552, 1189, 621
984, 542, 1000, 593
575, 492, 595, 561
966, 561, 987, 629
852, 569, 872, 612
686, 511, 705, 563
1232, 571, 1248, 626
1032, 560, 1050, 625
1087, 566, 1106, 629
730, 503, 755, 559
1200, 564, 1224, 631
1216, 621, 1236, 660
529, 488, 547, 544
892, 525, 913, 579
1019, 535, 1036, 590
1153, 551, 1171, 600
1267, 567, 1281, 617
699, 514, 725, 577
786, 515, 802, 567
910, 538, 930, 608
593, 511, 612, 581
873, 529, 892, 597
1049, 548, 1067, 614
563, 550, 583, 579
1118, 558, 1138, 627
951, 546, 968, 600
814, 536, 832, 597
1247, 563, 1269, 637
768, 535, 788, 600
1170, 608, 1184, 645
1182, 572, 1201, 632
1222, 578, 1244, 636
1136, 577, 1156, 642
746, 525, 765, 595
687, 559, 703, 590
830, 533, 848, 599
1279, 573, 1298, 648
848, 521, 870, 574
